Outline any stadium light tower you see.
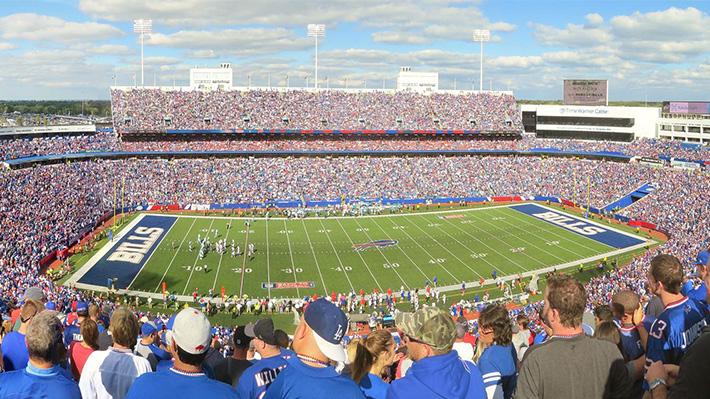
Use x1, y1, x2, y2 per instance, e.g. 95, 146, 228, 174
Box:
473, 29, 490, 93
307, 24, 325, 90
133, 19, 152, 86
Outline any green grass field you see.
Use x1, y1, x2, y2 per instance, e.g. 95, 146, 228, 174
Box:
116, 204, 638, 299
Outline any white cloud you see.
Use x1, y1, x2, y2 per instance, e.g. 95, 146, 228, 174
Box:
183, 50, 218, 59
0, 42, 17, 50
0, 13, 124, 43
70, 43, 136, 56
372, 31, 430, 45
145, 28, 312, 57
123, 56, 182, 65
532, 7, 710, 65
531, 21, 612, 48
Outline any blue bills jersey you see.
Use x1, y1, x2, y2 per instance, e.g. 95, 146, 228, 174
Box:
644, 297, 710, 389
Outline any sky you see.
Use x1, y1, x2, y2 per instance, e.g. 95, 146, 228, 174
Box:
0, 0, 709, 101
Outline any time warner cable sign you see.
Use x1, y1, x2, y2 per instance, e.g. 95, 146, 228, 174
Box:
563, 79, 608, 106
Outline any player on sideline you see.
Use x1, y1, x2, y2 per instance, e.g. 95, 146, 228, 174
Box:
461, 281, 466, 296
644, 254, 710, 391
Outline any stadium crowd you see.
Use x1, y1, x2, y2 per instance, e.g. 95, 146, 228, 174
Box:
0, 131, 121, 161
120, 136, 710, 163
110, 89, 523, 133
2, 254, 708, 398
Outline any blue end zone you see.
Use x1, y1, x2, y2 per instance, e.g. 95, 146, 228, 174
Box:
78, 215, 177, 289
510, 203, 646, 249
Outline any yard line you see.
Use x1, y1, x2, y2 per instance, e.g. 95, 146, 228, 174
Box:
466, 210, 567, 264
334, 218, 387, 291
153, 218, 196, 292
349, 218, 418, 290
211, 220, 235, 292
369, 216, 459, 283
266, 220, 271, 298
283, 220, 301, 298
409, 215, 486, 281
501, 208, 609, 253
440, 215, 533, 273
301, 220, 328, 295
317, 219, 355, 292
182, 219, 215, 295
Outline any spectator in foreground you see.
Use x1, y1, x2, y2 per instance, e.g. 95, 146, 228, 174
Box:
475, 305, 517, 399
511, 314, 531, 363
387, 307, 486, 399
68, 318, 99, 380
644, 254, 710, 390
611, 291, 649, 399
134, 321, 170, 371
214, 325, 253, 388
645, 326, 710, 398
237, 318, 291, 399
263, 298, 364, 399
126, 308, 236, 399
349, 329, 396, 399
0, 311, 81, 399
79, 307, 152, 399
2, 299, 43, 371
515, 275, 631, 399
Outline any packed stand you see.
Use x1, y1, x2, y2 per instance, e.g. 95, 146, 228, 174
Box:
120, 135, 710, 163
0, 131, 121, 161
110, 88, 523, 133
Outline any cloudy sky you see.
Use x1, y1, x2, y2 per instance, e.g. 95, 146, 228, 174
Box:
1, 0, 709, 101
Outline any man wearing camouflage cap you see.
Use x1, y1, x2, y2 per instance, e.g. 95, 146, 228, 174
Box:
387, 307, 486, 399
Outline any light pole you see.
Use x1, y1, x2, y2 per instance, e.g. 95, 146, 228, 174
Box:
247, 74, 251, 89
304, 75, 309, 88
285, 75, 289, 88
112, 74, 117, 86
307, 24, 325, 91
473, 29, 490, 93
133, 19, 152, 86
344, 77, 348, 89
325, 76, 329, 89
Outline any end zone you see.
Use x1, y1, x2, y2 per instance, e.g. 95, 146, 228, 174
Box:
68, 214, 177, 290
510, 203, 646, 248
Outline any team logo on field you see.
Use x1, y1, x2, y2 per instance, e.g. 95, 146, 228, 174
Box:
437, 214, 465, 220
352, 240, 399, 251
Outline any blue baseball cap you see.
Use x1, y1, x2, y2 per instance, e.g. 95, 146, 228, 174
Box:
692, 250, 709, 266
141, 321, 158, 336
75, 302, 88, 313
304, 298, 348, 362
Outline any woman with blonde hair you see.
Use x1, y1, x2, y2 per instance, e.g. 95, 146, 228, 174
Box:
349, 329, 397, 399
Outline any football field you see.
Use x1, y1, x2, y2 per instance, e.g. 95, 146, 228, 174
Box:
70, 203, 649, 299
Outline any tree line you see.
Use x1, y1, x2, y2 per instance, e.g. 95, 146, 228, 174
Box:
0, 101, 112, 117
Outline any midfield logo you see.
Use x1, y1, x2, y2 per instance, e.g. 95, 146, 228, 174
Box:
353, 240, 399, 252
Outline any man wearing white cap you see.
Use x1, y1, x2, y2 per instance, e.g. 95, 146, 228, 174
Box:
263, 298, 365, 399
126, 308, 237, 399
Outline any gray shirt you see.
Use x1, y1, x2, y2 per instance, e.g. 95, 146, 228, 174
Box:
515, 334, 631, 399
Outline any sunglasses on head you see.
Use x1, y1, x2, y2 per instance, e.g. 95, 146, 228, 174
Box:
404, 334, 427, 345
